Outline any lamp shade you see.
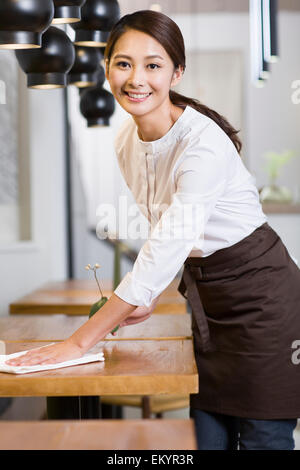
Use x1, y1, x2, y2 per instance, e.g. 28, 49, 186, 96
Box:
68, 45, 102, 87
52, 0, 86, 25
0, 0, 54, 50
93, 65, 106, 86
72, 0, 120, 47
15, 26, 75, 89
80, 67, 115, 126
99, 46, 106, 56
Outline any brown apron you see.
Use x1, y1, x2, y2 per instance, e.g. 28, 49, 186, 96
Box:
178, 222, 300, 419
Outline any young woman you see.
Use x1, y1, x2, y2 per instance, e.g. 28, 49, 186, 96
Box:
8, 10, 300, 450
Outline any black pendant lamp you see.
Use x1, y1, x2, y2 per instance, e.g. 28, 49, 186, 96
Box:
79, 66, 115, 126
52, 0, 86, 25
68, 45, 102, 87
0, 0, 54, 50
99, 46, 106, 57
72, 0, 120, 47
15, 26, 75, 89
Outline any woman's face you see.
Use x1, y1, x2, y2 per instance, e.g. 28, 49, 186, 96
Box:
105, 29, 183, 118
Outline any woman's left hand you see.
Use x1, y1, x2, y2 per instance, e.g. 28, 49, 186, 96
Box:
5, 340, 83, 367
110, 305, 151, 336
119, 306, 151, 327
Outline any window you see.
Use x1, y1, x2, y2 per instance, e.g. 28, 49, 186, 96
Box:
0, 51, 31, 243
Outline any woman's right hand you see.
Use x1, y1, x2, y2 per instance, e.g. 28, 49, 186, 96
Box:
5, 340, 83, 367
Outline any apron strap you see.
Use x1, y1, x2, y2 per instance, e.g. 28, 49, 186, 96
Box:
178, 265, 216, 353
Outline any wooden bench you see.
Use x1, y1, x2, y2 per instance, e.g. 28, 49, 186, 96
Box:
0, 419, 197, 450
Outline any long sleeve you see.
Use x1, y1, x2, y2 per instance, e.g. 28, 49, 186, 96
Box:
114, 144, 228, 308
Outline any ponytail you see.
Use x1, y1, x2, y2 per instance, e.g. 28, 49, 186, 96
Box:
169, 90, 242, 154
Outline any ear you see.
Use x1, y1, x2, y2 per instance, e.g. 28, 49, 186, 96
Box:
170, 65, 184, 88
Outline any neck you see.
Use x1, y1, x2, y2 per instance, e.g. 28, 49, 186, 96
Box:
133, 99, 184, 142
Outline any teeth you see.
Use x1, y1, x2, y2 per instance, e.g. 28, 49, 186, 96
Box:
127, 93, 150, 99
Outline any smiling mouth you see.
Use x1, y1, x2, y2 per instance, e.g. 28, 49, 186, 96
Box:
124, 91, 152, 99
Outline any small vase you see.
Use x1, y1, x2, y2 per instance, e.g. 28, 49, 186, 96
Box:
259, 184, 293, 203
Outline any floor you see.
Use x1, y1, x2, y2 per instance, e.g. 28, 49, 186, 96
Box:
1, 397, 299, 450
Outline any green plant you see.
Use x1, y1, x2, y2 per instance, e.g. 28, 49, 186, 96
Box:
263, 150, 296, 185
85, 263, 119, 334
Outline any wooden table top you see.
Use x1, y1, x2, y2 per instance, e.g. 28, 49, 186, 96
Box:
0, 340, 198, 397
0, 314, 192, 342
0, 419, 197, 450
9, 279, 186, 315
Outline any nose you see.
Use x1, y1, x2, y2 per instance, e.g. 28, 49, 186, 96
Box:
127, 66, 146, 88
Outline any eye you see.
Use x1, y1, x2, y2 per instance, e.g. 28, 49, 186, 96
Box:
148, 63, 160, 70
116, 61, 130, 68
115, 61, 160, 70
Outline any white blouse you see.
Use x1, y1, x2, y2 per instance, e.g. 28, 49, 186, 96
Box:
113, 105, 267, 308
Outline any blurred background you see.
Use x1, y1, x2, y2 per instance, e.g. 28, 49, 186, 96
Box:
1, 0, 300, 310
0, 0, 299, 443
1, 1, 300, 315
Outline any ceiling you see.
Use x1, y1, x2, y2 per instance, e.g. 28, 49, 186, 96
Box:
119, 0, 300, 15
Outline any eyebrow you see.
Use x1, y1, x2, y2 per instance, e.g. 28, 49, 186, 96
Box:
113, 54, 164, 61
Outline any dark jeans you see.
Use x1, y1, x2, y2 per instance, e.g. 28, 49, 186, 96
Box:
190, 408, 298, 450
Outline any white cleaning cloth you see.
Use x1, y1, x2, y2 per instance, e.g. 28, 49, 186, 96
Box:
0, 344, 104, 374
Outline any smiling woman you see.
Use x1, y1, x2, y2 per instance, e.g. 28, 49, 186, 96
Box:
113, 53, 164, 103
6, 9, 300, 450
104, 26, 184, 141
101, 9, 300, 450
104, 10, 242, 150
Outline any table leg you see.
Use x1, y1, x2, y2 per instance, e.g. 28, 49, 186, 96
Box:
47, 396, 100, 419
80, 396, 100, 419
101, 403, 123, 419
142, 396, 151, 419
47, 397, 80, 419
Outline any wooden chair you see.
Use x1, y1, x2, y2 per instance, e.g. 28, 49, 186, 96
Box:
101, 394, 190, 419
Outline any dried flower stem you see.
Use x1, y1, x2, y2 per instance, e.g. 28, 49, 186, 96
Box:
93, 268, 104, 298
85, 263, 104, 298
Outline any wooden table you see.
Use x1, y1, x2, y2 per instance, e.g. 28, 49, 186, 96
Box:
0, 340, 197, 397
0, 314, 197, 419
0, 314, 192, 342
0, 419, 197, 450
0, 340, 197, 418
9, 279, 187, 315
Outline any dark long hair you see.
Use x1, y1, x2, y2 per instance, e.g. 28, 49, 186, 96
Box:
104, 10, 242, 154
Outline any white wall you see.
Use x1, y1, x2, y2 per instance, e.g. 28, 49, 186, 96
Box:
173, 12, 300, 190
0, 81, 68, 316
